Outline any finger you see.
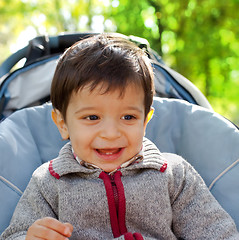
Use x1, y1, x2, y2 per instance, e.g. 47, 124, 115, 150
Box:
30, 224, 70, 240
64, 222, 74, 235
36, 217, 72, 237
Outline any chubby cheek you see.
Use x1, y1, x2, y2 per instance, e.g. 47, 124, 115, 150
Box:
129, 129, 145, 151
69, 130, 95, 157
71, 141, 90, 162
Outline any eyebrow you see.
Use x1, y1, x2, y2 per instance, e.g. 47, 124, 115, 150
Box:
125, 106, 144, 113
74, 107, 96, 115
74, 106, 144, 115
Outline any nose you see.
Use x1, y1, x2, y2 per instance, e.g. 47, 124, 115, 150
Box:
99, 118, 122, 140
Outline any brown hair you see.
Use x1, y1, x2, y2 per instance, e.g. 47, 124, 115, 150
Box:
50, 33, 154, 120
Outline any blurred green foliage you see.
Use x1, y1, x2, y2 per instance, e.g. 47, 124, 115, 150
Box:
1, 0, 239, 124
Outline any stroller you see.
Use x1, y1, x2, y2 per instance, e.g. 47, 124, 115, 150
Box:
0, 33, 239, 234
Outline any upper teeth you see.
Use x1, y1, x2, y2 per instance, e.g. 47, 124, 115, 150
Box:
105, 152, 113, 155
97, 148, 120, 155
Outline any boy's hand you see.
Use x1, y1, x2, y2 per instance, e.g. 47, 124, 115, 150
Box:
26, 217, 73, 240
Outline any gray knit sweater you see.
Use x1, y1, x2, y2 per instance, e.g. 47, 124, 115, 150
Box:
1, 138, 239, 240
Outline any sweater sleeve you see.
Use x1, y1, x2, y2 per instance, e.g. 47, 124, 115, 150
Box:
1, 165, 58, 240
163, 153, 239, 240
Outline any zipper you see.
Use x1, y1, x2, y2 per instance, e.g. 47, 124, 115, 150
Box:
110, 173, 119, 216
99, 170, 127, 237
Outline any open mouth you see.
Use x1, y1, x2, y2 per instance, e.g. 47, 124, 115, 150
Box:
94, 147, 125, 160
96, 148, 122, 155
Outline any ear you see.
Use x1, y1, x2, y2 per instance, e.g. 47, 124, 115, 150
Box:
143, 107, 154, 134
51, 109, 69, 140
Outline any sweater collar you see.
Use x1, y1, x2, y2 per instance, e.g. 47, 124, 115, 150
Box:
72, 148, 143, 175
49, 138, 167, 179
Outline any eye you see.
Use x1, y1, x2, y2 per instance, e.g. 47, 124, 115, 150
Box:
85, 115, 99, 120
122, 115, 136, 120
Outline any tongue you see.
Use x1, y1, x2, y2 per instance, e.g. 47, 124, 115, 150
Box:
97, 148, 121, 155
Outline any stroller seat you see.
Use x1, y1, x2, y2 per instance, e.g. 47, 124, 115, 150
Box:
0, 97, 239, 233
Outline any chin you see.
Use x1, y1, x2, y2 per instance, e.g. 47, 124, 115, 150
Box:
101, 165, 117, 173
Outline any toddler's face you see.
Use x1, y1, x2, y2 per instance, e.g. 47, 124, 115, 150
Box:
54, 83, 149, 173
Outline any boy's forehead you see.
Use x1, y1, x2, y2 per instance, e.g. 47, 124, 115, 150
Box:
70, 82, 143, 101
66, 81, 148, 118
70, 84, 145, 110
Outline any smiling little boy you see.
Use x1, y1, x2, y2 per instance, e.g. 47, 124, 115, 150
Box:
53, 83, 149, 173
2, 34, 239, 240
